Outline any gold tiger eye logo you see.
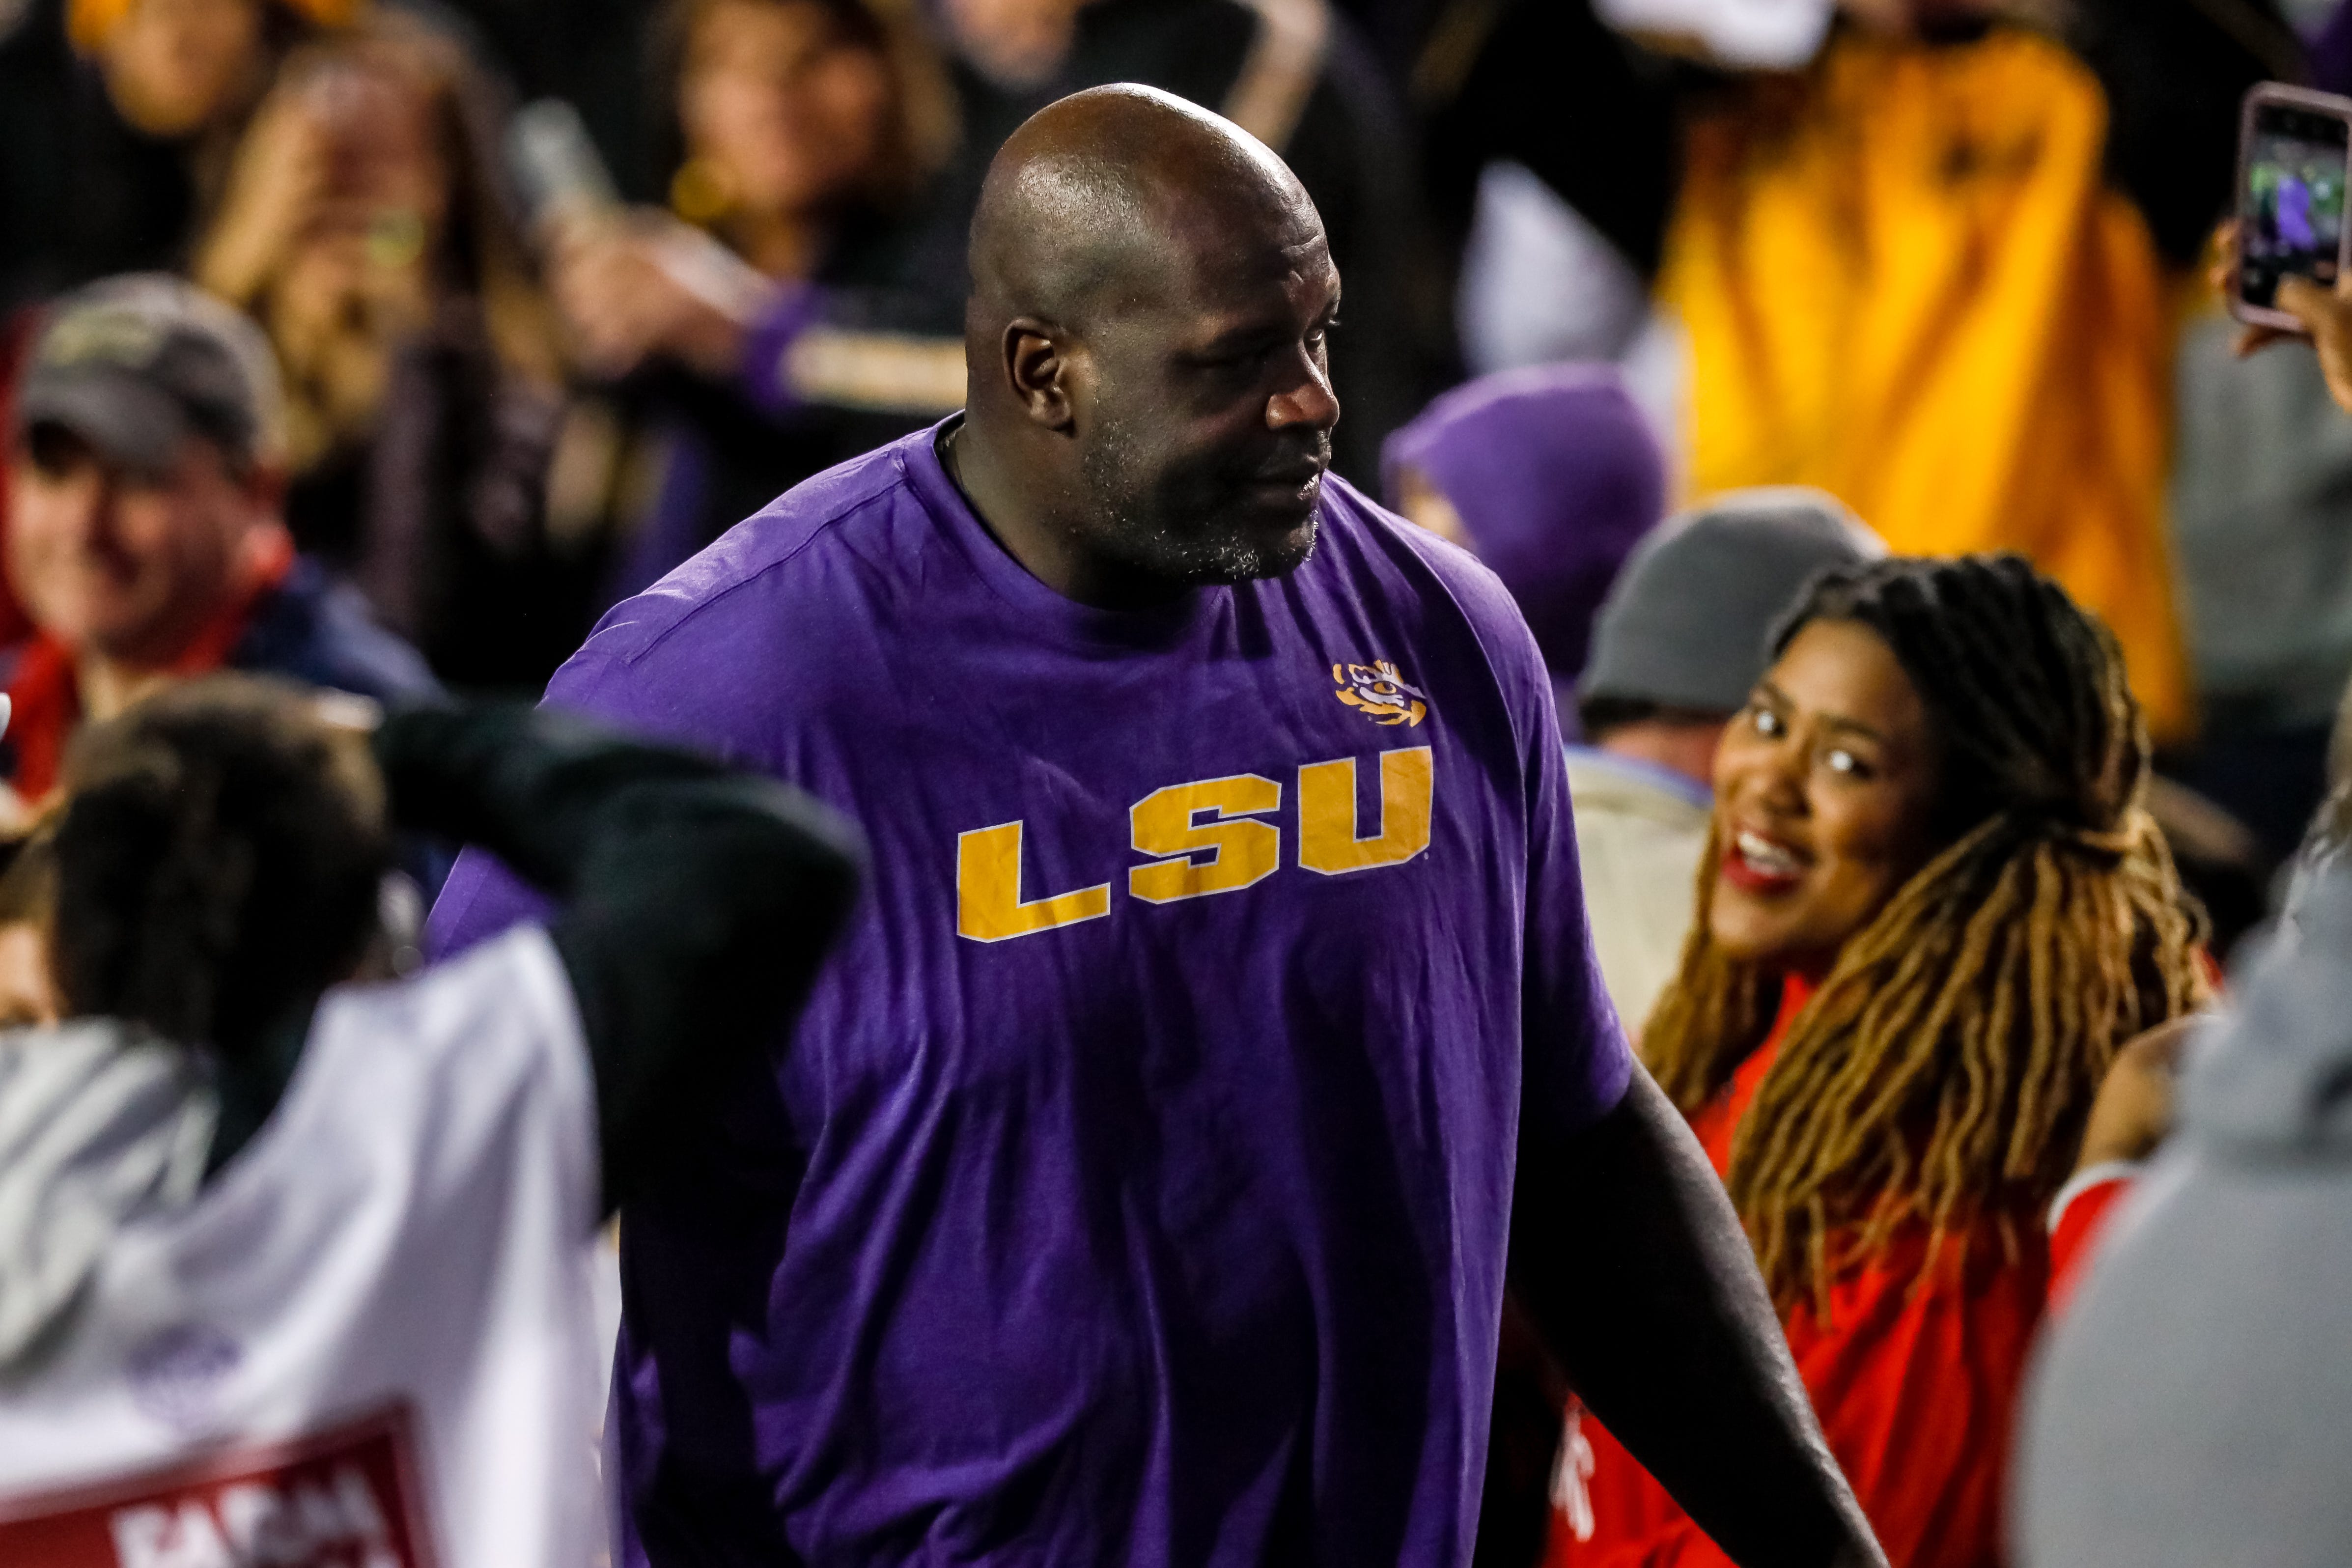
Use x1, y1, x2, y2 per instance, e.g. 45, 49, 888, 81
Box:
1333, 661, 1427, 727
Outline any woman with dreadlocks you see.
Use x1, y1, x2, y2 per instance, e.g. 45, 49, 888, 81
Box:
1546, 553, 2210, 1568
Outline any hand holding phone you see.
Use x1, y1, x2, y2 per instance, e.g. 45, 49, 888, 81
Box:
2230, 84, 2352, 332
2221, 85, 2352, 420
2219, 217, 2352, 418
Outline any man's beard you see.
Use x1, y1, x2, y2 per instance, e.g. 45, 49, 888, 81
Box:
1076, 415, 1325, 586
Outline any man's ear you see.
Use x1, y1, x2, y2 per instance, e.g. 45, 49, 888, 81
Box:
1001, 317, 1077, 430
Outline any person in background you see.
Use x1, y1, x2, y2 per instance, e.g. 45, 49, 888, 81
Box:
543, 0, 961, 596
0, 675, 860, 1568
434, 86, 1887, 1567
2015, 569, 2352, 1562
2170, 306, 2352, 860
1422, 0, 2295, 745
1381, 364, 1667, 727
2035, 655, 2352, 1315
1471, 488, 1875, 1568
1551, 554, 2210, 1568
0, 0, 354, 311
423, 0, 674, 202
2013, 855, 2352, 1568
1, 275, 437, 809
2232, 202, 2352, 430
0, 0, 355, 658
1414, 0, 1685, 384
195, 13, 596, 690
2160, 0, 2352, 863
1652, 0, 2296, 745
1568, 490, 1880, 1033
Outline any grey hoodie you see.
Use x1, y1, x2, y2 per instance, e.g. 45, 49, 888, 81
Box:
0, 1021, 214, 1371
2013, 862, 2352, 1567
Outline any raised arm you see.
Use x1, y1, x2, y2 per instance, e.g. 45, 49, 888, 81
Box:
373, 702, 862, 1212
1512, 1068, 1885, 1568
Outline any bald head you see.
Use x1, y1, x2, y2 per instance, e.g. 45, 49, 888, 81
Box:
945, 84, 1343, 608
969, 84, 1317, 336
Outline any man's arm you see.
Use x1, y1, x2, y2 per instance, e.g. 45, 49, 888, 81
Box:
1512, 1068, 1885, 1568
375, 702, 862, 1213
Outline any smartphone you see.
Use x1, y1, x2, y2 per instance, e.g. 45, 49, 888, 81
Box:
2233, 84, 2352, 331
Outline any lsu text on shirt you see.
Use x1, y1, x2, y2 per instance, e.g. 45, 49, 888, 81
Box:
0, 928, 605, 1568
430, 422, 1634, 1567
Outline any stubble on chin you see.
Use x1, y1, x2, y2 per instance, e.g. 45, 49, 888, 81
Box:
1202, 508, 1320, 585
1077, 435, 1326, 586
1116, 499, 1321, 587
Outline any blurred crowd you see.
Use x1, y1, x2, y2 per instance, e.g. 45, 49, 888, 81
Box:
5, 0, 2352, 1565
0, 0, 2335, 868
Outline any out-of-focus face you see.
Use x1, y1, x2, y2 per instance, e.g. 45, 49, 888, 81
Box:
103, 0, 268, 138
939, 0, 1082, 85
309, 60, 447, 241
274, 56, 448, 302
680, 0, 892, 220
1708, 617, 1943, 977
7, 428, 269, 668
1066, 188, 1342, 586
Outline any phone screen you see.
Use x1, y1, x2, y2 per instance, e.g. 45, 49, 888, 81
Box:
2242, 103, 2351, 309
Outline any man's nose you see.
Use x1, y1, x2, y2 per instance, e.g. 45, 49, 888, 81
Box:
1267, 354, 1340, 433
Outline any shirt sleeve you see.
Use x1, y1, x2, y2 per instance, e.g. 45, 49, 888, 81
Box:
1521, 672, 1637, 1138
1407, 515, 1636, 1140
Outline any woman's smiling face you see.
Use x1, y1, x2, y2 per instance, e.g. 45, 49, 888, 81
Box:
1709, 617, 1945, 978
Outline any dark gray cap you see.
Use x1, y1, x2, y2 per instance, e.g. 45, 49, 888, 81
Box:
1578, 487, 1884, 716
12, 274, 284, 475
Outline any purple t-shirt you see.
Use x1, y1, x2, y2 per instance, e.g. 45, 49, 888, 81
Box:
429, 423, 1632, 1566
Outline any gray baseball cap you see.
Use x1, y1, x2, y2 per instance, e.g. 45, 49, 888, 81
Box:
1579, 487, 1885, 716
12, 274, 285, 476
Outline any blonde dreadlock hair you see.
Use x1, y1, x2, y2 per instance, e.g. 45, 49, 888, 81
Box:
1642, 554, 2209, 1311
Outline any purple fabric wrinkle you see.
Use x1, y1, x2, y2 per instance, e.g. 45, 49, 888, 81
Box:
1379, 363, 1667, 699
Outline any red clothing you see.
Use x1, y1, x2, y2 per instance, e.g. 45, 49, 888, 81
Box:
2045, 1169, 2134, 1317
1547, 979, 2047, 1568
4, 530, 294, 799
0, 312, 39, 651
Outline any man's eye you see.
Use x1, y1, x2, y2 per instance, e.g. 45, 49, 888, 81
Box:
1749, 707, 1784, 737
1824, 747, 1870, 777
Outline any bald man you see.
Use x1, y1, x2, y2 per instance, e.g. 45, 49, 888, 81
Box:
432, 87, 1882, 1568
